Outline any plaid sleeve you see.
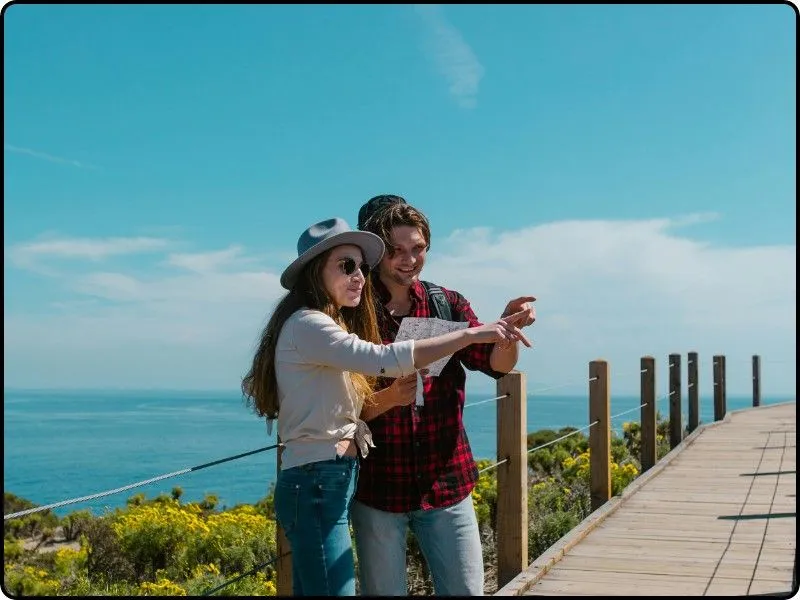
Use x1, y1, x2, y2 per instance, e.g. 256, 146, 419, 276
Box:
445, 288, 507, 380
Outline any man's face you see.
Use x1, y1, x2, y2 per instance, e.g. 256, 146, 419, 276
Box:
378, 225, 428, 288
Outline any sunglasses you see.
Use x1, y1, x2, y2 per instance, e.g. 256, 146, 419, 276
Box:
337, 257, 371, 277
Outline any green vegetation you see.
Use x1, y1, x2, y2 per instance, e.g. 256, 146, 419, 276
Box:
3, 490, 277, 596
4, 414, 673, 595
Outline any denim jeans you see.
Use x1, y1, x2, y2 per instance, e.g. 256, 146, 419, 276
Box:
351, 494, 484, 596
274, 456, 359, 596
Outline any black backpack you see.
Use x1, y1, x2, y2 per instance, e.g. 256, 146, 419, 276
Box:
421, 280, 457, 322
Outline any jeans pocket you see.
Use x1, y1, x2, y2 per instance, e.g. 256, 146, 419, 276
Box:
316, 458, 356, 493
274, 477, 301, 536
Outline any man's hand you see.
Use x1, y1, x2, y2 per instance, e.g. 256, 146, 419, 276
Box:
501, 296, 536, 328
385, 369, 429, 408
496, 296, 536, 351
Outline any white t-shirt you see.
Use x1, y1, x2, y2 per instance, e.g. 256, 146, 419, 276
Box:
275, 308, 416, 470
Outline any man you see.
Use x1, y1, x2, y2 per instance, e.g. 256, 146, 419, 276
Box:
352, 194, 536, 596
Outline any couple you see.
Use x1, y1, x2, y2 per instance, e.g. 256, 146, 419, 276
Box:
243, 195, 537, 596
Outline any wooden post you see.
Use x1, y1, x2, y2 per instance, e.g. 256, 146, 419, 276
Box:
275, 441, 292, 596
640, 356, 656, 472
496, 371, 528, 588
713, 355, 725, 421
669, 354, 682, 449
687, 352, 699, 432
721, 355, 727, 416
752, 355, 761, 407
589, 360, 611, 511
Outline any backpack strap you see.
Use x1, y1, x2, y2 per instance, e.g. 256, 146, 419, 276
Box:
421, 280, 454, 322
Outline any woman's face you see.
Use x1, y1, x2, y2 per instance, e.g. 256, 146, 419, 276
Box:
321, 244, 370, 309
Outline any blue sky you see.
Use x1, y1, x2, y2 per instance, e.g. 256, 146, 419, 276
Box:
3, 4, 796, 397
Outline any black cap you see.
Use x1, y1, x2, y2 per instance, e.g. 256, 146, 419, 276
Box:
357, 194, 407, 231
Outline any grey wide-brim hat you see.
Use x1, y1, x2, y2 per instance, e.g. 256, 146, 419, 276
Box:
280, 217, 385, 290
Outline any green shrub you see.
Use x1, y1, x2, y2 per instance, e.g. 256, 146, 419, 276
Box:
253, 485, 276, 520
622, 412, 672, 462
4, 538, 24, 561
83, 516, 137, 583
528, 477, 591, 560
3, 493, 59, 541
471, 460, 498, 529
4, 564, 62, 596
61, 509, 93, 542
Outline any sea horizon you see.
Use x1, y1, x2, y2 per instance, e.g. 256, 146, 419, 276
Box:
4, 388, 795, 518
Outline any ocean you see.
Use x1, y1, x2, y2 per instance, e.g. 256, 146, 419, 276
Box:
3, 388, 791, 518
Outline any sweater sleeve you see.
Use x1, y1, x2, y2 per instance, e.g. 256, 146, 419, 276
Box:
290, 310, 415, 378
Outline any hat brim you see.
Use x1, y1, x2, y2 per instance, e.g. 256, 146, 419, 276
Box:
280, 231, 385, 290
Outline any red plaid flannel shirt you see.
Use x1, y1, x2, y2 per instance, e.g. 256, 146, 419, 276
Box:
355, 278, 506, 513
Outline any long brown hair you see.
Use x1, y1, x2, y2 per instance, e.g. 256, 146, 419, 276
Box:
242, 247, 381, 419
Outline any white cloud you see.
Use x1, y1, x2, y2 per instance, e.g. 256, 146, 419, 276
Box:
74, 270, 281, 305
425, 215, 796, 397
4, 144, 98, 169
4, 238, 286, 389
163, 245, 249, 273
414, 4, 485, 109
6, 235, 171, 270
3, 216, 796, 398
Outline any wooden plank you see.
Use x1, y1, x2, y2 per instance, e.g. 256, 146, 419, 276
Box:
618, 501, 780, 516
549, 555, 793, 581
566, 545, 793, 566
497, 403, 796, 596
586, 529, 795, 547
527, 576, 793, 597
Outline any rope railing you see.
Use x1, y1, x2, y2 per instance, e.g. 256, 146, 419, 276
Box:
3, 443, 282, 520
201, 551, 290, 597
475, 365, 671, 474
610, 403, 647, 421
464, 377, 602, 410
5, 351, 778, 596
609, 389, 679, 427
478, 415, 602, 475
478, 457, 509, 473
464, 392, 509, 409
472, 372, 605, 475
528, 379, 597, 394
527, 420, 599, 455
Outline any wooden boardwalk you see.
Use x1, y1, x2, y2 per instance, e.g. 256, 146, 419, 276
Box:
496, 402, 797, 597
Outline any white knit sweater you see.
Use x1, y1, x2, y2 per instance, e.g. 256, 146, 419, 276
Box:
274, 309, 416, 470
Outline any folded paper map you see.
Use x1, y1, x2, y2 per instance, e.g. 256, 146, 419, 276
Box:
395, 317, 470, 377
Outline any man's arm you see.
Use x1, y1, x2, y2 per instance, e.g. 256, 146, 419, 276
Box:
490, 296, 537, 372
361, 372, 418, 422
489, 340, 519, 373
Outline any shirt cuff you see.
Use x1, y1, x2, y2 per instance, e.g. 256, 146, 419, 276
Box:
389, 339, 415, 377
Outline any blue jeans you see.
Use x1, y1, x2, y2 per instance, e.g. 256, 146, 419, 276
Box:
274, 456, 359, 596
351, 494, 484, 596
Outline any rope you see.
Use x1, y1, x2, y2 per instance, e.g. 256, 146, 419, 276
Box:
477, 420, 602, 476
610, 403, 647, 421
527, 421, 599, 455
464, 393, 509, 409
530, 379, 595, 394
4, 444, 282, 520
201, 552, 290, 596
479, 458, 507, 474
464, 376, 601, 410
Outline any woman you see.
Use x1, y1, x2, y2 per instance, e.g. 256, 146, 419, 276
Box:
242, 217, 529, 596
